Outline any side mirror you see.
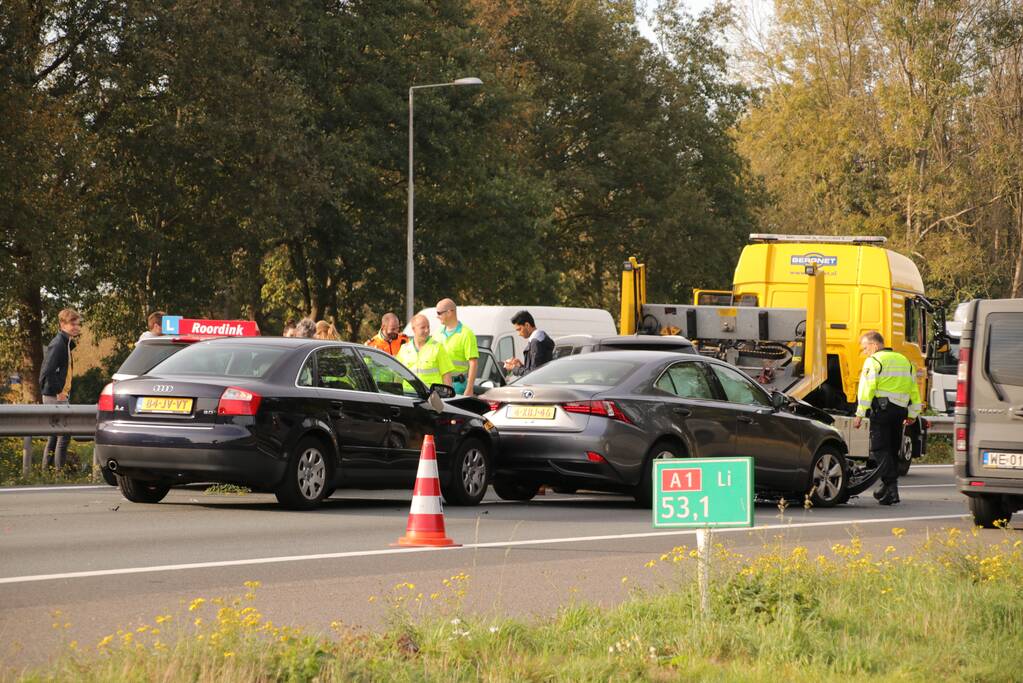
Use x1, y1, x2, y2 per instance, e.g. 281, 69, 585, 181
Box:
430, 383, 456, 399
478, 380, 495, 390
771, 391, 787, 411
424, 391, 445, 413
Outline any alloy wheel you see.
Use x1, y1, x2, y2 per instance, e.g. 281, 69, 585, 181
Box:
461, 447, 487, 498
812, 451, 844, 502
297, 447, 326, 500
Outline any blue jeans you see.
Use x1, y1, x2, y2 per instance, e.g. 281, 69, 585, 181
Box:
41, 395, 68, 470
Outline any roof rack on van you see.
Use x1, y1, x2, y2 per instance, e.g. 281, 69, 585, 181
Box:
749, 234, 888, 245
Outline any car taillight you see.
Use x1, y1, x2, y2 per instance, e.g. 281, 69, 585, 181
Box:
955, 347, 970, 453
562, 400, 632, 424
98, 383, 115, 411
217, 387, 262, 416
487, 401, 504, 413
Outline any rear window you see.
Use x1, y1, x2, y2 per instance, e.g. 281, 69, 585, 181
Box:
148, 343, 288, 379
986, 313, 1023, 387
116, 342, 186, 376
519, 358, 640, 386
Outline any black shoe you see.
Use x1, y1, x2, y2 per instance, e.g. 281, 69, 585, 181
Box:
878, 485, 900, 506
873, 484, 888, 501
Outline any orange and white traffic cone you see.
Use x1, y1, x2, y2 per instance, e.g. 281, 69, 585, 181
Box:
393, 435, 460, 548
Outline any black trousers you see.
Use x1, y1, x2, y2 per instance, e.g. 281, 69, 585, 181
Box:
869, 402, 908, 486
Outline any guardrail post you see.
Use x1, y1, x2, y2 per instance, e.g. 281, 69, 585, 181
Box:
22, 436, 32, 478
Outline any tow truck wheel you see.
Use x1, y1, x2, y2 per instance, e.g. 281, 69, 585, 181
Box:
117, 475, 170, 504
897, 433, 913, 476
808, 446, 848, 507
969, 495, 1012, 529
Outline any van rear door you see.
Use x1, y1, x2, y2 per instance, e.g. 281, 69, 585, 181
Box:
968, 301, 1023, 481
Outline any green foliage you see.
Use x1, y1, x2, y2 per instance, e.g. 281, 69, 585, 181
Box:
735, 0, 1023, 307
0, 438, 95, 486
3, 0, 757, 380
69, 368, 107, 405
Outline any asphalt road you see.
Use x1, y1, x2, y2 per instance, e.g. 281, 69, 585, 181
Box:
0, 464, 1003, 673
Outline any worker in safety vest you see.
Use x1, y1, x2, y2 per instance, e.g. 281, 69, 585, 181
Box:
853, 330, 921, 506
396, 314, 454, 389
433, 298, 479, 396
364, 312, 408, 356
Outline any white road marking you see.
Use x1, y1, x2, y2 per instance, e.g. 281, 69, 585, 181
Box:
0, 485, 110, 493
0, 512, 968, 586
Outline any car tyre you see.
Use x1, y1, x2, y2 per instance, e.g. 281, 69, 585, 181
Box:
443, 438, 490, 506
117, 475, 170, 504
969, 495, 1012, 529
275, 437, 331, 510
808, 446, 848, 507
634, 440, 685, 508
100, 466, 118, 487
493, 478, 538, 502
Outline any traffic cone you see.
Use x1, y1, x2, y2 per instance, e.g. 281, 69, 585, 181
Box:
393, 435, 460, 548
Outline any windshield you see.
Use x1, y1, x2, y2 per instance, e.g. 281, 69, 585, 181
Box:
518, 358, 641, 386
933, 336, 961, 375
116, 342, 187, 376
148, 343, 288, 379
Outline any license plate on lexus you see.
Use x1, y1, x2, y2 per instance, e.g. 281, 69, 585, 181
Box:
982, 451, 1023, 469
138, 397, 193, 414
508, 405, 556, 420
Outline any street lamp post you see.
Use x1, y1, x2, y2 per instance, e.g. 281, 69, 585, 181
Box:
406, 77, 483, 321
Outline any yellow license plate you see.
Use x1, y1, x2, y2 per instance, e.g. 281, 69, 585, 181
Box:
508, 405, 556, 420
138, 397, 194, 414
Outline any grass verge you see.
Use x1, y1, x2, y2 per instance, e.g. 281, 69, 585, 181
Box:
16, 527, 1023, 682
1, 438, 96, 486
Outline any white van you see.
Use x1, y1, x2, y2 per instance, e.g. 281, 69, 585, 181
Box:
406, 306, 617, 365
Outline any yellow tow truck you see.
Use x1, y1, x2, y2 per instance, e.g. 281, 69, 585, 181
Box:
621, 234, 946, 474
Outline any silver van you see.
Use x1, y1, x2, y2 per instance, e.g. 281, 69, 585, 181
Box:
954, 298, 1023, 527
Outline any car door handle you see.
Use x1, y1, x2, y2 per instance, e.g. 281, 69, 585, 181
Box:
329, 401, 344, 417
737, 415, 755, 424
390, 406, 402, 418
672, 407, 692, 417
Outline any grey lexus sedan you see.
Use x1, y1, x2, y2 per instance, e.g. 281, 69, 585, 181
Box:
483, 351, 850, 507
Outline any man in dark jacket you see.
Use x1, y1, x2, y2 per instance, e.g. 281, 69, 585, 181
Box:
39, 308, 82, 470
503, 310, 555, 376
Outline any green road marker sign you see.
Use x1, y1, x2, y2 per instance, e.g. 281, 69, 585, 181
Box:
652, 457, 754, 528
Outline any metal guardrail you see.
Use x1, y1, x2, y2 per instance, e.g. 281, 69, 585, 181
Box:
0, 404, 98, 479
925, 415, 954, 436
0, 404, 98, 437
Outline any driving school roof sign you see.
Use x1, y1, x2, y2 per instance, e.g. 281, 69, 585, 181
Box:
161, 317, 260, 337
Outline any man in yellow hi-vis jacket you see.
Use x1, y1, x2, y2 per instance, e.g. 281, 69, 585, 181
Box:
853, 330, 922, 505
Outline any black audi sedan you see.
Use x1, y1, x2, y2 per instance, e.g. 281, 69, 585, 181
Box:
483, 351, 849, 507
96, 338, 498, 509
